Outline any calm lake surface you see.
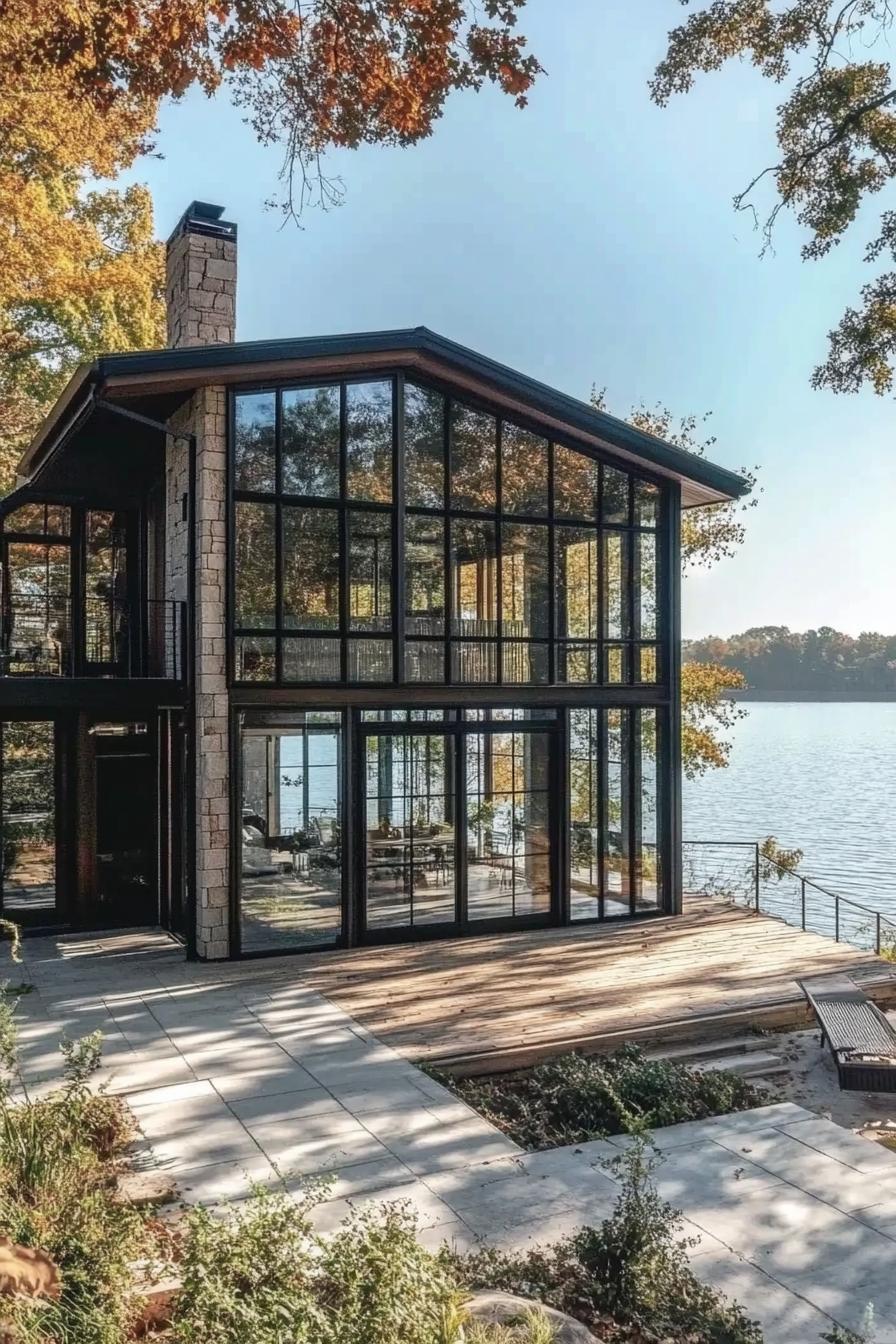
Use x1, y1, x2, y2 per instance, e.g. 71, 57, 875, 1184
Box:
682, 701, 896, 917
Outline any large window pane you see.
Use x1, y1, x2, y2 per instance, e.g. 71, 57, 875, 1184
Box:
466, 729, 551, 921
559, 643, 599, 683
405, 640, 444, 682
234, 392, 276, 493
451, 404, 496, 511
282, 637, 340, 681
348, 639, 392, 682
349, 511, 391, 632
605, 709, 631, 916
1, 720, 57, 922
602, 464, 630, 525
239, 714, 342, 951
281, 386, 340, 497
636, 709, 661, 911
405, 383, 445, 508
556, 527, 599, 640
235, 502, 275, 628
503, 642, 548, 683
451, 519, 497, 636
569, 709, 600, 922
6, 542, 71, 674
603, 532, 629, 640
282, 507, 340, 630
405, 515, 445, 637
451, 641, 497, 683
554, 445, 598, 519
501, 523, 549, 639
346, 381, 392, 502
502, 423, 548, 515
364, 733, 455, 930
4, 504, 69, 536
635, 532, 657, 639
635, 478, 659, 528
85, 510, 128, 668
235, 636, 275, 682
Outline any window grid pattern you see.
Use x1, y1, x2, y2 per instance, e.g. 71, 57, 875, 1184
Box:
231, 377, 665, 687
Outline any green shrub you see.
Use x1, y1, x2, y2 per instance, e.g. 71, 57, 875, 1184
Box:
441, 1044, 765, 1149
449, 1139, 763, 1344
172, 1191, 461, 1344
0, 1002, 151, 1344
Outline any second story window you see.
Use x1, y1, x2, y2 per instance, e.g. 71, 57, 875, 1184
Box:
231, 378, 665, 687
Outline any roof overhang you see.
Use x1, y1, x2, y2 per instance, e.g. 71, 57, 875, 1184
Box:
18, 328, 750, 508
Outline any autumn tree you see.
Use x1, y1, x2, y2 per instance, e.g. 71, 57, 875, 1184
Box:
593, 391, 758, 776
1, 1, 539, 488
652, 1, 896, 395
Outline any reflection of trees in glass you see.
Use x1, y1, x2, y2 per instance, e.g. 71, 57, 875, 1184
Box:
235, 502, 275, 627
349, 511, 391, 631
2, 721, 54, 875
405, 383, 444, 508
451, 404, 496, 511
502, 423, 548, 514
554, 445, 598, 518
405, 516, 444, 633
346, 382, 392, 503
283, 508, 339, 628
234, 392, 275, 492
282, 386, 340, 496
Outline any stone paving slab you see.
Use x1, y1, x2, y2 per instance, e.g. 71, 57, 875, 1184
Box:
12, 931, 896, 1343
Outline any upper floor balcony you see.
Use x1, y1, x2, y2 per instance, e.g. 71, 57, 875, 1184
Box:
0, 499, 186, 683
0, 595, 185, 680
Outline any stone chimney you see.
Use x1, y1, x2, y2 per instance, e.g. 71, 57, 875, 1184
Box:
165, 201, 237, 348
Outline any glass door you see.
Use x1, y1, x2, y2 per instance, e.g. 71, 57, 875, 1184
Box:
465, 726, 553, 924
0, 719, 61, 927
359, 717, 556, 942
362, 730, 457, 936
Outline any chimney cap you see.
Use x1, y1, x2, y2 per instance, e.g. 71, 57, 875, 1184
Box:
168, 200, 237, 244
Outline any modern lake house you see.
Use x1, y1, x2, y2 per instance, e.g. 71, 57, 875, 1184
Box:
0, 202, 748, 960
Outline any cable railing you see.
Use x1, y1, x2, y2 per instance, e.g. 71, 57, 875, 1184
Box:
683, 839, 896, 957
0, 596, 186, 680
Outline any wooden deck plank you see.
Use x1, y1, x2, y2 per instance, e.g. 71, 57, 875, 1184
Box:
280, 895, 896, 1065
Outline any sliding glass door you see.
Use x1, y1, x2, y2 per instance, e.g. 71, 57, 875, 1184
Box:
359, 717, 557, 942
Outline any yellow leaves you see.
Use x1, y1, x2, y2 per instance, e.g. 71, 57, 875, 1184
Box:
682, 660, 747, 777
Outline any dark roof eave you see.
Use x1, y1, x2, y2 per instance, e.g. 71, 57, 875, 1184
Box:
21, 328, 751, 503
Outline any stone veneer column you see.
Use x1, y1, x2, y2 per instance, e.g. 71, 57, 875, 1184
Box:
164, 202, 236, 958
193, 386, 229, 958
164, 387, 230, 958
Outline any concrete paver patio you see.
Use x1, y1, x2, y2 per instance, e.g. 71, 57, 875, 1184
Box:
8, 929, 896, 1343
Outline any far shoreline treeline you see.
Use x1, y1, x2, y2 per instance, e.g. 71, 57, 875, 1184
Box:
683, 626, 896, 698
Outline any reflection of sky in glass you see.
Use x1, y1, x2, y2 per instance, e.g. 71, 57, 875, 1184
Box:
279, 733, 338, 828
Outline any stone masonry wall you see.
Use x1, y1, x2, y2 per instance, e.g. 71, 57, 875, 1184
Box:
166, 387, 230, 958
166, 231, 236, 348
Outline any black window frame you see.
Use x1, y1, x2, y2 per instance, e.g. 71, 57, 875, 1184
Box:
228, 372, 670, 691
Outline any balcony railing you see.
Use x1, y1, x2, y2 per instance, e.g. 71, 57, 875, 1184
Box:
0, 597, 186, 680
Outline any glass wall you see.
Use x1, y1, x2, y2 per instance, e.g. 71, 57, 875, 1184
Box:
2, 506, 71, 675
0, 720, 57, 924
238, 711, 342, 952
569, 707, 662, 920
231, 378, 665, 686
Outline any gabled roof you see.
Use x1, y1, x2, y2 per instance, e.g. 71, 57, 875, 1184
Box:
19, 326, 749, 508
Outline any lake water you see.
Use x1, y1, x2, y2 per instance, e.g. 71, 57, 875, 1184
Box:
683, 702, 896, 920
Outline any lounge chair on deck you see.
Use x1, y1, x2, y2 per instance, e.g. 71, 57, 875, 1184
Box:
801, 976, 896, 1093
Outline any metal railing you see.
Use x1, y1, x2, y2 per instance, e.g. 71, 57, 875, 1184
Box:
0, 597, 186, 681
683, 839, 896, 956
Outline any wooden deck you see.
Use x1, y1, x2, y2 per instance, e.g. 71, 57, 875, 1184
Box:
289, 895, 896, 1071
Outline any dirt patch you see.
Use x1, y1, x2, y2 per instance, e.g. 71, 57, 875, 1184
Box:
758, 1011, 896, 1143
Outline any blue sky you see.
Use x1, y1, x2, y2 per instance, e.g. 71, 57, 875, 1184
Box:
124, 0, 896, 638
